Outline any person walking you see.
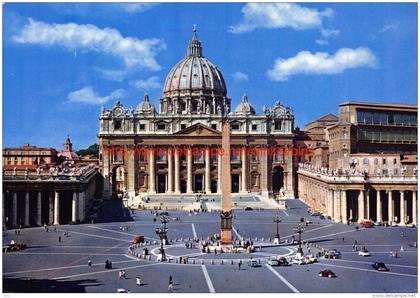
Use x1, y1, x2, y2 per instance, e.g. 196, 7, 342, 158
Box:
238, 260, 242, 271
58, 236, 61, 243
136, 275, 141, 286
168, 275, 174, 292
88, 259, 92, 267
119, 270, 123, 279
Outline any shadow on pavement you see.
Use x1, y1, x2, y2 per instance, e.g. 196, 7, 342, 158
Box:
3, 277, 102, 293
84, 199, 134, 224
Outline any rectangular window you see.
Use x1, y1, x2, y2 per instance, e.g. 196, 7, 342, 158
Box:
211, 124, 217, 130
181, 124, 186, 129
157, 123, 166, 130
139, 124, 145, 130
231, 124, 240, 130
252, 124, 258, 131
393, 158, 397, 165
274, 121, 281, 130
382, 158, 387, 165
114, 120, 122, 131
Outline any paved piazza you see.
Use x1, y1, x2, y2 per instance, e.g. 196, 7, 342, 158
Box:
3, 199, 417, 293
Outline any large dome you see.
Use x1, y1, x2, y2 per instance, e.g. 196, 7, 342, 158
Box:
163, 29, 227, 98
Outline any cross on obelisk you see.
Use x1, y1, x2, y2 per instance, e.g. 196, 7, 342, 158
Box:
220, 116, 233, 246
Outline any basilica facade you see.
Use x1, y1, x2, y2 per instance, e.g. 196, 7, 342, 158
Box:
98, 29, 295, 199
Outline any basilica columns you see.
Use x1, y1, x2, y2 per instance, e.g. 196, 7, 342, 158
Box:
79, 192, 85, 221
174, 150, 180, 194
388, 191, 394, 224
187, 147, 193, 194
54, 191, 60, 225
37, 192, 42, 226
400, 191, 406, 225
167, 150, 174, 194
341, 190, 347, 223
376, 190, 382, 223
72, 192, 78, 223
365, 190, 370, 220
413, 191, 417, 224
149, 149, 156, 194
217, 153, 222, 194
358, 190, 364, 222
241, 148, 247, 193
205, 147, 211, 194
12, 192, 17, 227
24, 192, 30, 227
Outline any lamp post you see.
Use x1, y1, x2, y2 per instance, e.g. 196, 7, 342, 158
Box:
161, 215, 169, 244
273, 216, 282, 244
293, 224, 305, 256
155, 225, 167, 261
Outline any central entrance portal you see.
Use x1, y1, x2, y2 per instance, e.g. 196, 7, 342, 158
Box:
157, 174, 166, 193
194, 174, 203, 192
231, 174, 239, 193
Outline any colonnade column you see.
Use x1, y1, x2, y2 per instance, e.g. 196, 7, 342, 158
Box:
376, 190, 382, 223
388, 190, 394, 224
149, 148, 156, 194
241, 147, 247, 193
167, 149, 174, 194
327, 189, 334, 218
53, 191, 60, 225
79, 192, 85, 221
37, 192, 42, 226
49, 192, 54, 225
174, 149, 180, 194
413, 191, 417, 224
12, 192, 17, 227
358, 190, 365, 223
341, 190, 347, 223
72, 192, 78, 223
333, 190, 341, 222
217, 152, 222, 194
400, 191, 406, 225
365, 190, 370, 221
187, 147, 193, 194
205, 147, 211, 194
24, 192, 30, 227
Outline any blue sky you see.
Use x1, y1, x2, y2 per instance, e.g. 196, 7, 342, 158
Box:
3, 2, 417, 150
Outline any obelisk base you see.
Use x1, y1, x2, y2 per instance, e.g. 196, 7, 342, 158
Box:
220, 229, 232, 245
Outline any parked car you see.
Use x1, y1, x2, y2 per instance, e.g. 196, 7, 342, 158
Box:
312, 212, 322, 217
267, 257, 280, 266
159, 211, 169, 216
358, 249, 371, 257
305, 254, 317, 263
324, 250, 340, 259
292, 257, 307, 265
247, 258, 261, 267
277, 256, 291, 266
306, 219, 313, 224
319, 269, 336, 278
360, 220, 374, 228
132, 235, 145, 244
245, 207, 253, 211
372, 262, 389, 271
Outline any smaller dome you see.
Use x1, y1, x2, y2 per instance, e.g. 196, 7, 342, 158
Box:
137, 93, 156, 114
235, 95, 256, 115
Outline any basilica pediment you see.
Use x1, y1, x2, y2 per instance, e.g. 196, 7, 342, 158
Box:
174, 123, 221, 136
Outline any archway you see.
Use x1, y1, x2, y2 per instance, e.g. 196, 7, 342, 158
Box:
272, 166, 284, 193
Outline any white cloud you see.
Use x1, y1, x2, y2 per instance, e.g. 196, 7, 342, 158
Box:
267, 47, 376, 81
231, 71, 249, 83
229, 3, 333, 33
379, 22, 399, 34
115, 3, 157, 13
13, 18, 166, 71
67, 86, 128, 105
316, 28, 340, 46
132, 76, 161, 90
315, 39, 329, 46
321, 28, 340, 38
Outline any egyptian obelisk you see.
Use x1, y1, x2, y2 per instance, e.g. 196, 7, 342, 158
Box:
220, 119, 233, 246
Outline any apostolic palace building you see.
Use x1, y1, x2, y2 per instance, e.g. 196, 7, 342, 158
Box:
2, 29, 418, 227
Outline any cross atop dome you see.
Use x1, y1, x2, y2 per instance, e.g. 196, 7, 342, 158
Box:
188, 25, 203, 57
